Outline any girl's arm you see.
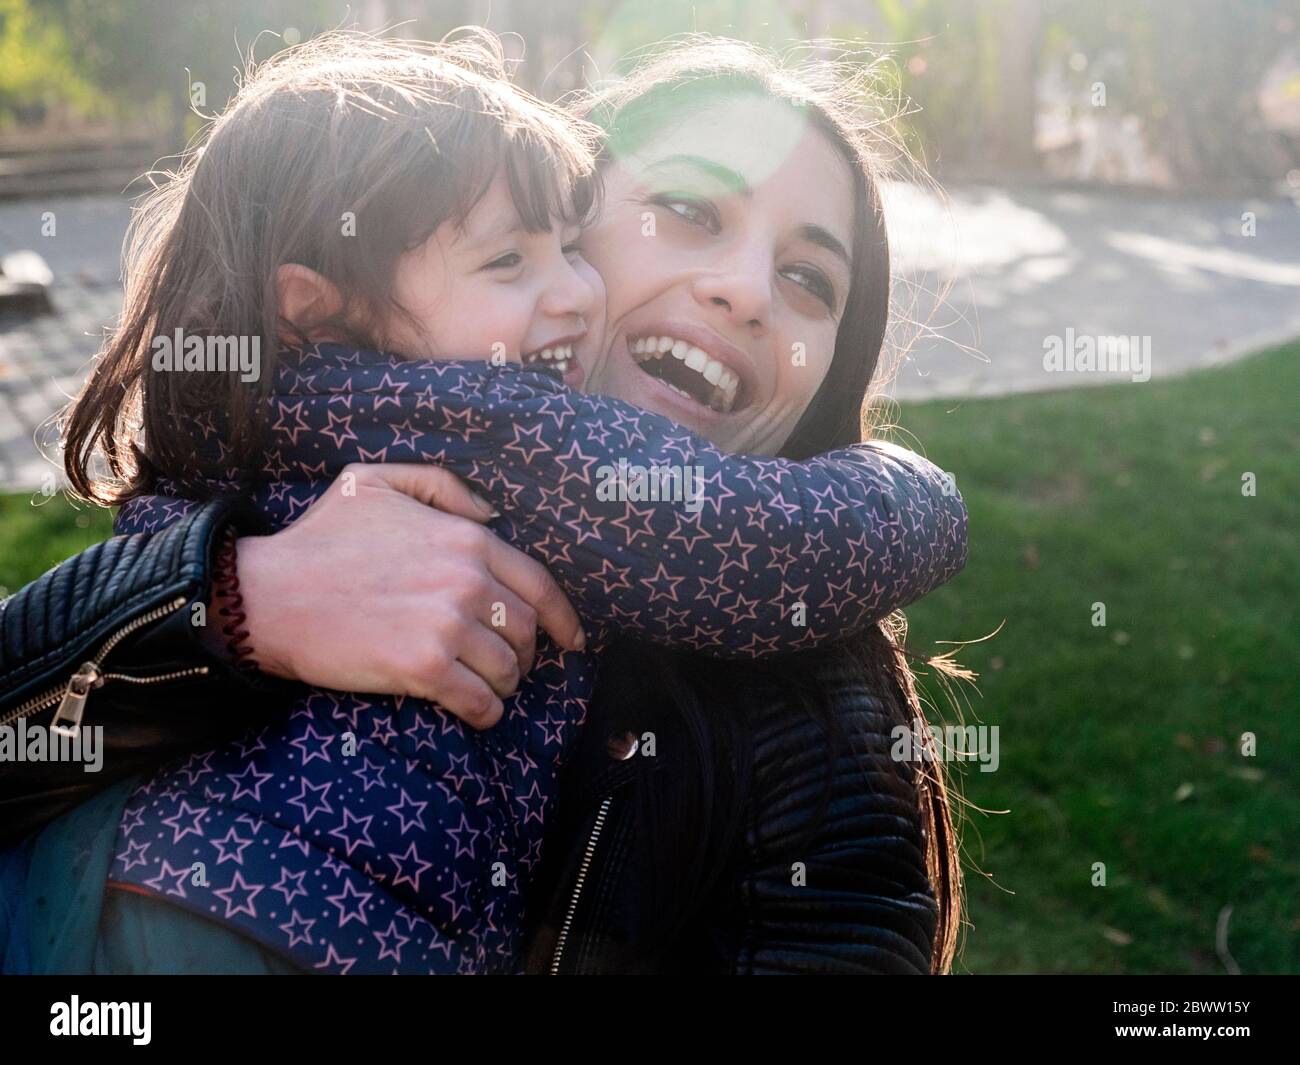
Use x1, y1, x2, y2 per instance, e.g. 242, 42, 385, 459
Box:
279, 348, 968, 657
0, 467, 588, 845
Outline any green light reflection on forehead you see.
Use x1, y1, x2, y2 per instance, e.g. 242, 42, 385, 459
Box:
602, 91, 813, 194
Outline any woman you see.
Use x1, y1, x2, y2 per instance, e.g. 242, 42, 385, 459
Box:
0, 36, 964, 974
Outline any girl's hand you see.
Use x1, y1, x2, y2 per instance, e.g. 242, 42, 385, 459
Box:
230, 463, 586, 729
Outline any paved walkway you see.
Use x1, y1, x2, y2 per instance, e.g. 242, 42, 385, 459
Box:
1, 186, 1298, 490
883, 182, 1300, 401
0, 195, 130, 489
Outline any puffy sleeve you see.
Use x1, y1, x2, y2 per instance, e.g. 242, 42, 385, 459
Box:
277, 353, 968, 658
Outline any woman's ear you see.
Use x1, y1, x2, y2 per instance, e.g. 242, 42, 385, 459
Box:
275, 264, 344, 341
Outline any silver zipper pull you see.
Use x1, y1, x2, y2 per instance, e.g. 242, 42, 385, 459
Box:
50, 662, 103, 739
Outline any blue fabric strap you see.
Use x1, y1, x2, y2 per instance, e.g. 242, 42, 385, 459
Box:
0, 776, 136, 974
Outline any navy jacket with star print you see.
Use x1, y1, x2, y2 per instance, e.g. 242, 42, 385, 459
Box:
105, 341, 967, 974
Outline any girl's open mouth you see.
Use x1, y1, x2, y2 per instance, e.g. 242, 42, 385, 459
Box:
522, 342, 574, 376
522, 342, 584, 389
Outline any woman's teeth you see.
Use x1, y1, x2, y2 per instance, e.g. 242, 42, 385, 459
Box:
630, 335, 741, 412
523, 343, 573, 376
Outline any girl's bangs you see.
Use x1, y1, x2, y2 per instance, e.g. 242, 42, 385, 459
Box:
502, 123, 601, 232
396, 116, 599, 248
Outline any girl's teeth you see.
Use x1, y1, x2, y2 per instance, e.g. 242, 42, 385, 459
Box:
684, 347, 707, 372
658, 336, 674, 353
524, 343, 573, 371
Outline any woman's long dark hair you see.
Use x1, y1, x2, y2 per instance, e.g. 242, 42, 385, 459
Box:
574, 38, 963, 973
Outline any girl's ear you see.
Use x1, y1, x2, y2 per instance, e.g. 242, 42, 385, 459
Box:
275, 264, 344, 341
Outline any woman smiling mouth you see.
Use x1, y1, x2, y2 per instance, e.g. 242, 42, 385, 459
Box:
615, 320, 757, 419
629, 333, 747, 412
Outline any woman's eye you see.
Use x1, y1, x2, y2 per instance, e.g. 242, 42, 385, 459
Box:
653, 196, 720, 234
782, 265, 836, 311
484, 252, 522, 271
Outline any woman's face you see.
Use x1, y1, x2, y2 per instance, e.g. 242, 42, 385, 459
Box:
580, 94, 857, 455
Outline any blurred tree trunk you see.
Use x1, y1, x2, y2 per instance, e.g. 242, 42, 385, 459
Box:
1144, 0, 1291, 191
991, 0, 1042, 172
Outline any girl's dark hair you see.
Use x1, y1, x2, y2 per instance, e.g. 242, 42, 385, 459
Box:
574, 37, 963, 973
64, 30, 600, 505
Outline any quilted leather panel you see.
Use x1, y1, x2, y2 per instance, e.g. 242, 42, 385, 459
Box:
0, 496, 235, 707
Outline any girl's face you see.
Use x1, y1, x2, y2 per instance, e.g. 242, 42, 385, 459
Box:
579, 94, 857, 455
381, 169, 606, 391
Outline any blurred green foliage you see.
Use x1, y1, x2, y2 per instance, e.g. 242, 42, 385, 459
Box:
3, 0, 1297, 188
0, 0, 352, 131
0, 0, 98, 120
875, 0, 1300, 186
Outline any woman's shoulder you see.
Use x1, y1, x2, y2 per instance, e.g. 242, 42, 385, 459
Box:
730, 643, 938, 974
745, 642, 903, 751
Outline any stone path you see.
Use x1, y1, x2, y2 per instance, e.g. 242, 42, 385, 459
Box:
884, 182, 1300, 400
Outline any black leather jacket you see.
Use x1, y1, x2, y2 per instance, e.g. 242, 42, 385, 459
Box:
0, 499, 937, 974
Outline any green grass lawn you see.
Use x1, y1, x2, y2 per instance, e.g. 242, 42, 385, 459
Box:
1, 343, 1296, 973
0, 493, 115, 599
896, 341, 1299, 974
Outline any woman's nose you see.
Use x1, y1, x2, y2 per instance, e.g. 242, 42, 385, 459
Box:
691, 252, 772, 331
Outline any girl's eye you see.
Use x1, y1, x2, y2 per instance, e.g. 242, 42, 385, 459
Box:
782, 265, 837, 312
652, 195, 720, 234
562, 242, 584, 259
484, 252, 522, 271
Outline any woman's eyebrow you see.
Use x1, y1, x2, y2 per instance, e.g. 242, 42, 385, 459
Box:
798, 223, 852, 268
646, 155, 850, 266
645, 154, 750, 195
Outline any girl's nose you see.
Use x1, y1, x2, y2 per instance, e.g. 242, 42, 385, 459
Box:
540, 256, 598, 320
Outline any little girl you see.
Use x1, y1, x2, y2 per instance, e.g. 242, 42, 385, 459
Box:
59, 34, 966, 973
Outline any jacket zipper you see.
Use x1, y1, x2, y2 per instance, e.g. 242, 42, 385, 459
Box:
549, 795, 612, 975
0, 596, 208, 735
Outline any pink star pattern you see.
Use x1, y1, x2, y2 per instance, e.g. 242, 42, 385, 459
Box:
110, 341, 966, 973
